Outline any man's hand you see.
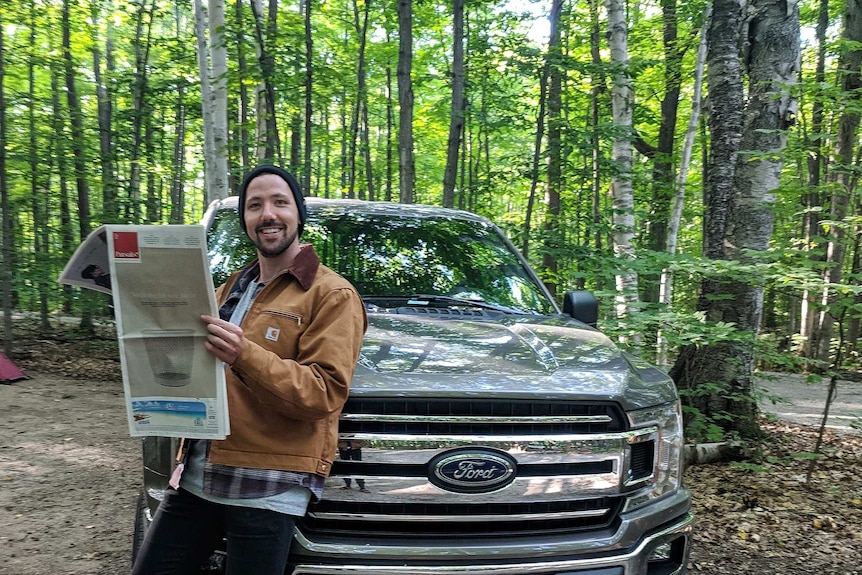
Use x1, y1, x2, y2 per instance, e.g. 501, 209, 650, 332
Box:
201, 315, 244, 365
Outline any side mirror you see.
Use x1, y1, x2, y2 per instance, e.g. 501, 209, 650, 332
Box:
562, 290, 598, 327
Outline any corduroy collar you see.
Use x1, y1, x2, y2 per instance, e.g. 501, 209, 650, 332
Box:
229, 244, 320, 300
282, 244, 320, 290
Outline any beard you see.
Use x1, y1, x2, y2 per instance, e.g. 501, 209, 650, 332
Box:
251, 221, 298, 258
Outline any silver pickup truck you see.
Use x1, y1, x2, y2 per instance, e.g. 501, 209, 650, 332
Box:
135, 197, 693, 575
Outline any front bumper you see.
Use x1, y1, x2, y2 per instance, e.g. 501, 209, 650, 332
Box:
288, 491, 693, 575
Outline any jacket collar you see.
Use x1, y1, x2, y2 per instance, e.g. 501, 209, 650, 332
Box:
282, 244, 320, 290
239, 243, 320, 292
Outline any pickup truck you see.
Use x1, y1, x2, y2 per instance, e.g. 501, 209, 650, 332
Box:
135, 196, 693, 575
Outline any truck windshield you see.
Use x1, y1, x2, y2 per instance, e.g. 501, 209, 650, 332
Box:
207, 205, 556, 316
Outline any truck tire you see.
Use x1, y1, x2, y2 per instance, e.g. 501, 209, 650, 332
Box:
131, 491, 148, 566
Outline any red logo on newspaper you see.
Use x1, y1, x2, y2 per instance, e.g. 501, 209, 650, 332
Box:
113, 232, 140, 260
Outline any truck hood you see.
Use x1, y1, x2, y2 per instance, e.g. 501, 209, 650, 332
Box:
352, 311, 678, 411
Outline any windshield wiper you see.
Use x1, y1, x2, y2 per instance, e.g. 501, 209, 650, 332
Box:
363, 294, 521, 314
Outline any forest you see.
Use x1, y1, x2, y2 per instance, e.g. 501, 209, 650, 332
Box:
0, 0, 858, 443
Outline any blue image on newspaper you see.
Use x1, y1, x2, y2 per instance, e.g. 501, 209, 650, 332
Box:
132, 400, 208, 423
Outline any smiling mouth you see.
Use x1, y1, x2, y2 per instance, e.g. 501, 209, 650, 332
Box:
256, 224, 285, 236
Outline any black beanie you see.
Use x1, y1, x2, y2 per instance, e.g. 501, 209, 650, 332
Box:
237, 165, 307, 237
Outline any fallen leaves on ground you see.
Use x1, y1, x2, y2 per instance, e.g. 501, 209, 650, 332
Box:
686, 421, 862, 574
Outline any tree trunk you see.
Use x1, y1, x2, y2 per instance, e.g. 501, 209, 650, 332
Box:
193, 0, 230, 204
27, 0, 50, 331
672, 0, 800, 440
129, 0, 156, 223
657, 6, 709, 367
442, 0, 465, 209
397, 0, 415, 204
642, 0, 684, 304
0, 7, 12, 355
798, 0, 831, 356
541, 0, 564, 299
208, 0, 230, 197
521, 61, 549, 259
813, 0, 862, 362
170, 82, 186, 224
361, 96, 375, 201
303, 0, 313, 193
63, 0, 95, 332
50, 57, 74, 315
235, 0, 250, 173
606, 0, 640, 320
348, 0, 369, 199
589, 0, 604, 291
91, 2, 117, 223
385, 28, 394, 203
62, 1, 91, 241
170, 3, 187, 223
250, 0, 281, 164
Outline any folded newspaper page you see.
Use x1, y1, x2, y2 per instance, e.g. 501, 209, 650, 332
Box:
59, 225, 229, 439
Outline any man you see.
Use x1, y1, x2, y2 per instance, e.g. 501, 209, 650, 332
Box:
337, 439, 369, 492
133, 165, 367, 575
81, 263, 111, 289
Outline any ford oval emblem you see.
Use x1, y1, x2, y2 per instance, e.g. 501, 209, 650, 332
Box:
428, 448, 517, 493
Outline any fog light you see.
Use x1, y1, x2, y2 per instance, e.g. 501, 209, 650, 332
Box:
646, 537, 687, 575
648, 542, 672, 562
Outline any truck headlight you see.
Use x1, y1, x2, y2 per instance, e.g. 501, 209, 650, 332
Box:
623, 401, 684, 512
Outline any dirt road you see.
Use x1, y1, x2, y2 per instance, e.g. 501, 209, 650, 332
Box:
2, 368, 861, 575
757, 371, 862, 432
0, 375, 138, 575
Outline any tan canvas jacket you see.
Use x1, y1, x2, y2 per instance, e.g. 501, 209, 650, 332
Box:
206, 244, 367, 476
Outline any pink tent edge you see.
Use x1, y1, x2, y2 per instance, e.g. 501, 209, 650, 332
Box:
0, 352, 28, 384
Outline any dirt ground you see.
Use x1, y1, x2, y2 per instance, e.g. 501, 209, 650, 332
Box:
1, 332, 861, 575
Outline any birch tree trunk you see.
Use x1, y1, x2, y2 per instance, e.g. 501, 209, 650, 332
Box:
234, 0, 249, 175
194, 0, 229, 204
397, 0, 415, 204
671, 0, 800, 439
657, 5, 710, 367
208, 0, 229, 198
193, 0, 230, 203
606, 0, 640, 320
442, 0, 465, 209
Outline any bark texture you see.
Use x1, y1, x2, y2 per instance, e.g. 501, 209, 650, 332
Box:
397, 0, 416, 204
672, 0, 800, 439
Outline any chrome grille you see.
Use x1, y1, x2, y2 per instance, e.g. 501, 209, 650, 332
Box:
315, 398, 648, 541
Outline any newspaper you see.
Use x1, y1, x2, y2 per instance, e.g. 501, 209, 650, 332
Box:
59, 225, 229, 439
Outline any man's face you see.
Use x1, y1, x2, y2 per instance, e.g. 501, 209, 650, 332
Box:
243, 174, 300, 259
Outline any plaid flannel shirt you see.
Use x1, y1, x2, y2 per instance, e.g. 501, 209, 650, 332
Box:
196, 261, 325, 501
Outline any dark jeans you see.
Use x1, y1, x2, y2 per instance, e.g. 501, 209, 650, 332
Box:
132, 487, 296, 575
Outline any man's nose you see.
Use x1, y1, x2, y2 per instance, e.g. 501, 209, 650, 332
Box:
260, 200, 277, 219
